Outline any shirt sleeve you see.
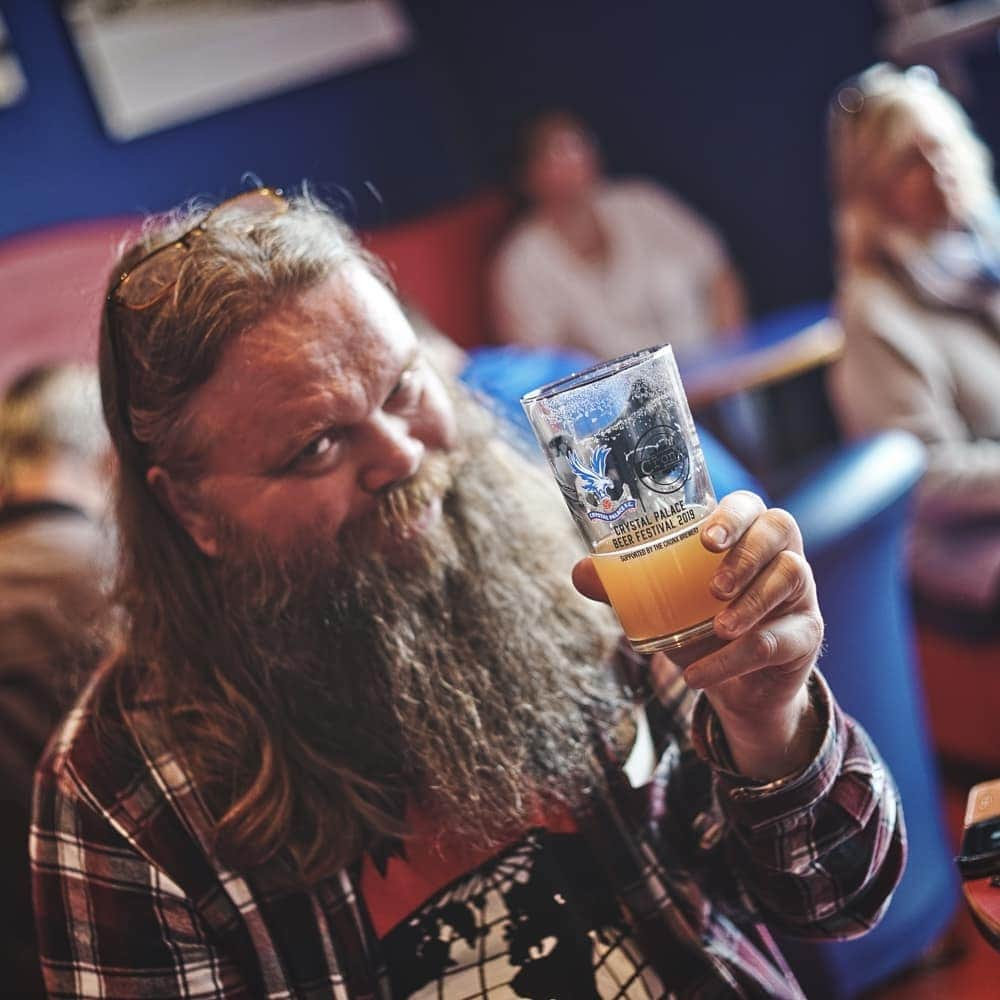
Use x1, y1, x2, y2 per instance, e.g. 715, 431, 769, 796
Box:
690, 670, 907, 940
833, 285, 1000, 522
31, 761, 252, 999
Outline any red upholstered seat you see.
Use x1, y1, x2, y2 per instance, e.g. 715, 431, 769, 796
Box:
917, 625, 1000, 769
0, 217, 138, 388
362, 190, 511, 349
0, 191, 511, 390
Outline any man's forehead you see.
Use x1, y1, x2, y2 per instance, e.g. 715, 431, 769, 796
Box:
190, 268, 414, 449
240, 268, 408, 382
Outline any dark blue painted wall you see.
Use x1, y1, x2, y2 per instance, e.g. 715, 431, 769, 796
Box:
405, 1, 884, 313
2, 0, 997, 313
0, 1, 480, 234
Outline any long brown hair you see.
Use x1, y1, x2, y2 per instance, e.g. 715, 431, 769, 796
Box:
98, 190, 621, 886
100, 189, 376, 667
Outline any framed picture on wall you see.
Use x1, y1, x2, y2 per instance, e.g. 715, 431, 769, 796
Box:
62, 0, 412, 141
0, 14, 28, 108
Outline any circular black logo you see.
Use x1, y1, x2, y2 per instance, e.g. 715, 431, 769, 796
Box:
631, 425, 689, 493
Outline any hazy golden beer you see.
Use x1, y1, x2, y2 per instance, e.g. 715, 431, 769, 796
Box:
593, 519, 726, 652
522, 345, 726, 653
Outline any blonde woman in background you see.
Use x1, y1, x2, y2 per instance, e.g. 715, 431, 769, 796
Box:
827, 64, 1000, 614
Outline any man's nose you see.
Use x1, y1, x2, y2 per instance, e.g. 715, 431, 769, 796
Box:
358, 413, 425, 495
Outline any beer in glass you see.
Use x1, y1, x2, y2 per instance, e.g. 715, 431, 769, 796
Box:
521, 346, 727, 653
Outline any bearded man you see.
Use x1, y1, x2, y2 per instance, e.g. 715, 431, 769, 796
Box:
31, 189, 904, 999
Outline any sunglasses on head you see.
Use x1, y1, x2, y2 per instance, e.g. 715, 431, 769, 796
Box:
107, 187, 288, 311
104, 187, 288, 452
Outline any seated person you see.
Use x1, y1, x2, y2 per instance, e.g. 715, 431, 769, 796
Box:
490, 110, 747, 360
827, 64, 1000, 614
0, 363, 112, 996
32, 187, 902, 998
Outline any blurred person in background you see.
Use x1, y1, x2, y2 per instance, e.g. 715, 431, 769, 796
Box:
28, 189, 905, 998
0, 363, 113, 996
490, 110, 748, 360
827, 64, 1000, 615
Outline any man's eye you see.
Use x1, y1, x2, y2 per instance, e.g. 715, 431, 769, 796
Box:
292, 431, 341, 470
305, 434, 334, 457
388, 367, 421, 406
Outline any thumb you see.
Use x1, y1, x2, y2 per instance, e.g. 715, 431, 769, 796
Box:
572, 556, 610, 604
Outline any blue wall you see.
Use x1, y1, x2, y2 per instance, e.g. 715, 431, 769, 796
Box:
0, 2, 481, 234
2, 1, 998, 313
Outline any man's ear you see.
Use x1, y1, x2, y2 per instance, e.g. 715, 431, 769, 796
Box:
146, 465, 220, 558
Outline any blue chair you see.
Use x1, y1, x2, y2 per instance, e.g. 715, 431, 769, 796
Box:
763, 432, 958, 998
462, 347, 959, 999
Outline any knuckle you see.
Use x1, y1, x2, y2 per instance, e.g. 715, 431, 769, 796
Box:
731, 489, 765, 508
804, 612, 826, 648
736, 582, 767, 621
729, 542, 762, 577
721, 490, 765, 520
766, 506, 802, 546
776, 550, 808, 596
766, 506, 796, 532
736, 590, 764, 621
750, 628, 779, 663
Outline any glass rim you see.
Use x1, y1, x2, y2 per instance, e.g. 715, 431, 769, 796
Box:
519, 343, 675, 405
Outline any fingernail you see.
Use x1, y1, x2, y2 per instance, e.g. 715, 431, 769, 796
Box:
713, 571, 735, 596
717, 610, 737, 633
705, 525, 728, 547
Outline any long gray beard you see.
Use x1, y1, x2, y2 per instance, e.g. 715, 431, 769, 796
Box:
212, 417, 625, 841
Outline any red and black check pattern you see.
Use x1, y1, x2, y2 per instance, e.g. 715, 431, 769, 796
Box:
31, 653, 904, 998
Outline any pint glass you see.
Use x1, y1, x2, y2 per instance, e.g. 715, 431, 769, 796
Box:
521, 346, 727, 653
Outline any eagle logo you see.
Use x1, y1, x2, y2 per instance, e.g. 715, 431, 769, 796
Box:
557, 444, 637, 524
568, 445, 615, 504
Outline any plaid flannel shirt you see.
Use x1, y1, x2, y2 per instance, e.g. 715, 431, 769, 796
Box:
31, 650, 905, 999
